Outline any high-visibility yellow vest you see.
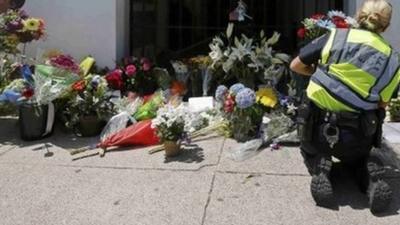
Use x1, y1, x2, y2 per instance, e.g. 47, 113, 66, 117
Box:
307, 28, 400, 112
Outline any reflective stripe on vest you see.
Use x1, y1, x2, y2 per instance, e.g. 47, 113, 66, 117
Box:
311, 68, 378, 111
307, 28, 400, 112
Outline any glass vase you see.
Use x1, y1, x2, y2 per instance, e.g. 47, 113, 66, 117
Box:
231, 112, 253, 143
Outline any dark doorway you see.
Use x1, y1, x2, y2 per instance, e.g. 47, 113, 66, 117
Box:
130, 0, 344, 64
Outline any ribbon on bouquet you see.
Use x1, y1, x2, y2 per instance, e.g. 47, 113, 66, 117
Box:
43, 102, 55, 136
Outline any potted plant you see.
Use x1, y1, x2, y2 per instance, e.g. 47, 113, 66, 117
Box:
389, 98, 400, 122
151, 104, 187, 157
63, 75, 115, 137
0, 63, 80, 141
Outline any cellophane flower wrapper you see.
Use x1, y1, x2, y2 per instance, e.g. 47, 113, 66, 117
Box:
261, 112, 294, 144
202, 68, 212, 96
134, 91, 164, 121
227, 138, 263, 162
100, 97, 143, 142
32, 65, 80, 105
171, 61, 190, 84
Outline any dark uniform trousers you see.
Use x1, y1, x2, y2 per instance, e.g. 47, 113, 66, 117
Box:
298, 100, 385, 175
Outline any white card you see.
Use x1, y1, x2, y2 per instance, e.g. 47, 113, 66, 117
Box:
188, 97, 214, 112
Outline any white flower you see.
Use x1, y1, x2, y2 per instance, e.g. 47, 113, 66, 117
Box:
222, 58, 235, 73
287, 103, 298, 116
328, 10, 346, 19
247, 52, 264, 72
209, 37, 225, 66
171, 61, 189, 74
266, 32, 281, 46
345, 16, 360, 28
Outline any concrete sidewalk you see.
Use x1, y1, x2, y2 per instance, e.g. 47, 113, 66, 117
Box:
0, 117, 400, 225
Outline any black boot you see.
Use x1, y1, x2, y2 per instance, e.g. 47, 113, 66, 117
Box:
367, 156, 392, 213
310, 157, 334, 207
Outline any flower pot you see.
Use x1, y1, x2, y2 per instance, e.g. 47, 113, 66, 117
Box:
19, 103, 55, 141
163, 141, 182, 157
75, 115, 106, 137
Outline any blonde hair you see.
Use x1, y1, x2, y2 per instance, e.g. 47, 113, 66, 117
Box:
356, 0, 392, 33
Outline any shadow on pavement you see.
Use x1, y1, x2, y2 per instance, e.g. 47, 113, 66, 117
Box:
330, 163, 400, 217
0, 117, 99, 151
164, 144, 205, 164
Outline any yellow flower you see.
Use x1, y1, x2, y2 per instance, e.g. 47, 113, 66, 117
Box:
23, 18, 41, 31
5, 34, 19, 46
256, 87, 278, 108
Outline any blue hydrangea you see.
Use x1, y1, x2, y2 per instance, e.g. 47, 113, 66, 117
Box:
316, 20, 335, 29
215, 85, 228, 102
236, 88, 256, 109
229, 83, 245, 95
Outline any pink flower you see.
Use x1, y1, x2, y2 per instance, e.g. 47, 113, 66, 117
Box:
125, 65, 137, 77
141, 58, 152, 72
49, 55, 80, 74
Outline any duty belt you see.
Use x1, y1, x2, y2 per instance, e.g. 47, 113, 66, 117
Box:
317, 110, 361, 149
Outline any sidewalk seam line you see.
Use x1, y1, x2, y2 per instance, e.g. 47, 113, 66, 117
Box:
200, 172, 216, 225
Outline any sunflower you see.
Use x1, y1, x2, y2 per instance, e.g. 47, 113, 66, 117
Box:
256, 87, 278, 108
23, 18, 41, 32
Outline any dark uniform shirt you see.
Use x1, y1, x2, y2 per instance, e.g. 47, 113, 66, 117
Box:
298, 33, 399, 99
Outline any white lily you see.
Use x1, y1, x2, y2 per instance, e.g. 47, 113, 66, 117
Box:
266, 32, 281, 46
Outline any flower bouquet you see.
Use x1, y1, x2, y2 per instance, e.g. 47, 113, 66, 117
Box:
170, 60, 189, 96
0, 64, 80, 140
0, 9, 46, 104
297, 10, 359, 43
215, 83, 265, 142
62, 75, 115, 137
151, 104, 188, 157
0, 9, 45, 54
106, 57, 159, 96
208, 23, 291, 91
185, 56, 212, 97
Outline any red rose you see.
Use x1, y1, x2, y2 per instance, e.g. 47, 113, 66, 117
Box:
224, 98, 235, 113
297, 28, 306, 39
22, 88, 34, 99
311, 14, 325, 20
72, 80, 86, 92
125, 65, 137, 77
332, 17, 349, 28
106, 69, 124, 90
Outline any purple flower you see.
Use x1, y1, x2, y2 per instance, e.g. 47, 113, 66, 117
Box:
235, 88, 256, 109
215, 85, 228, 102
229, 83, 245, 95
6, 20, 23, 32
